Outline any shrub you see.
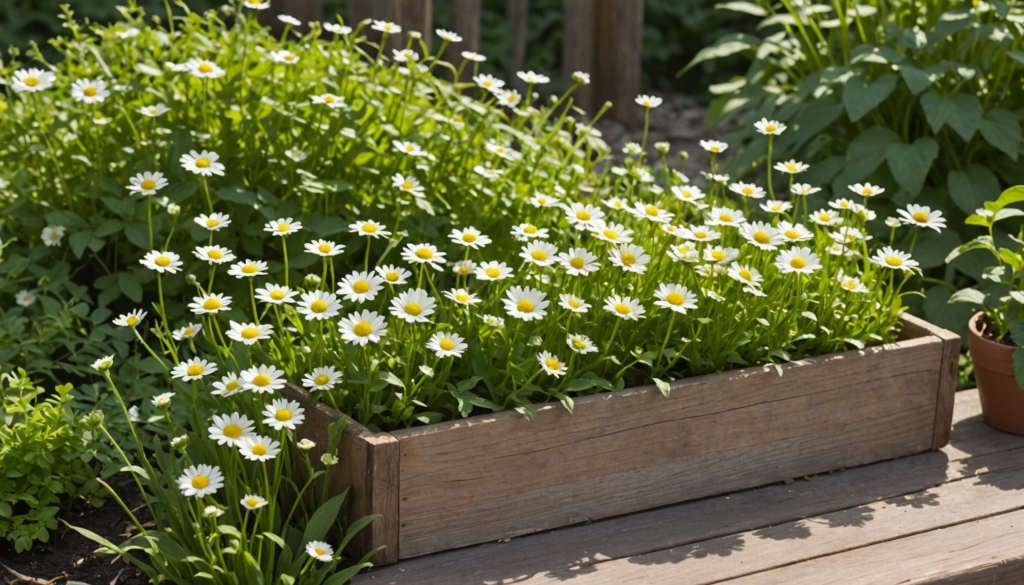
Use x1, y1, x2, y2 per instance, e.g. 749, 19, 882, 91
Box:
686, 0, 1024, 334
0, 369, 115, 552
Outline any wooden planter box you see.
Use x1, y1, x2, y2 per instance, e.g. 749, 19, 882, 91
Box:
283, 313, 959, 565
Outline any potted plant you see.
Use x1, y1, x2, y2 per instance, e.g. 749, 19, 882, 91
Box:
948, 186, 1024, 435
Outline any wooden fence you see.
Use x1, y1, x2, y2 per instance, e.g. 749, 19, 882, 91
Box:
265, 0, 643, 125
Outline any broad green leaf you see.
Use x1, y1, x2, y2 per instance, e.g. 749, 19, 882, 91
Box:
900, 63, 945, 95
886, 138, 938, 197
928, 11, 973, 43
995, 208, 1024, 223
948, 288, 986, 305
679, 33, 761, 75
843, 74, 897, 123
979, 109, 1021, 160
945, 236, 995, 263
216, 187, 258, 206
913, 229, 962, 269
985, 186, 1024, 213
69, 230, 94, 259
850, 44, 904, 64
652, 378, 671, 397
118, 272, 143, 302
299, 493, 346, 552
845, 126, 901, 176
714, 1, 767, 16
920, 92, 981, 141
948, 165, 1000, 214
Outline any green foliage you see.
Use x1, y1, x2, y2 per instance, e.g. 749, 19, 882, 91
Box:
0, 369, 115, 552
691, 0, 1024, 336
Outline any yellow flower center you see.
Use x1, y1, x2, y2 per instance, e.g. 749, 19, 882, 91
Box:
324, 95, 335, 103
199, 63, 213, 73
765, 124, 776, 132
203, 298, 222, 310
785, 229, 799, 239
462, 233, 478, 243
572, 337, 586, 349
885, 256, 903, 267
576, 210, 591, 221
206, 218, 219, 228
208, 250, 223, 259
148, 108, 157, 115
310, 300, 329, 313
568, 299, 580, 308
362, 224, 378, 233
454, 294, 468, 303
517, 300, 534, 313
840, 201, 850, 208
24, 77, 39, 87
385, 271, 400, 282
141, 179, 156, 190
790, 257, 807, 269
155, 255, 172, 267
712, 251, 725, 261
84, 86, 98, 97
531, 250, 548, 261
739, 268, 752, 281
603, 230, 619, 240
246, 498, 260, 507
315, 548, 326, 556
645, 205, 659, 216
862, 188, 872, 195
694, 231, 707, 239
404, 302, 422, 316
225, 380, 239, 392
242, 264, 258, 274
742, 187, 753, 195
614, 303, 631, 315
402, 181, 413, 190
275, 409, 292, 421
439, 339, 456, 351
353, 321, 373, 337
195, 158, 211, 168
277, 223, 290, 232
772, 205, 781, 211
819, 213, 831, 222
406, 145, 415, 151
224, 424, 243, 439
545, 358, 561, 370
524, 225, 537, 234
711, 146, 720, 152
912, 211, 928, 223
753, 231, 771, 244
127, 315, 138, 326
666, 292, 684, 306
415, 248, 433, 260
570, 257, 585, 269
241, 327, 261, 339
485, 268, 501, 278
285, 55, 295, 61
786, 164, 796, 171
187, 364, 205, 376
620, 253, 636, 266
537, 198, 546, 204
352, 281, 370, 294
252, 444, 268, 456
270, 290, 286, 301
318, 243, 332, 253
252, 374, 271, 387
191, 475, 209, 489
844, 280, 856, 289
459, 267, 469, 274
183, 327, 194, 335
719, 214, 733, 223
315, 374, 330, 385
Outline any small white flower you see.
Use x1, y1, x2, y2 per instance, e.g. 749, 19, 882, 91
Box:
537, 351, 567, 377
707, 207, 745, 227
297, 291, 341, 321
427, 332, 468, 358
559, 293, 590, 313
226, 320, 275, 346
193, 245, 236, 265
189, 293, 232, 314
393, 140, 427, 157
237, 435, 282, 461
476, 261, 514, 281
703, 246, 739, 263
180, 150, 226, 176
837, 273, 870, 293
571, 71, 591, 85
265, 217, 302, 236
699, 140, 728, 154
140, 251, 183, 274
172, 357, 218, 381
517, 70, 550, 84
209, 413, 255, 446
451, 260, 477, 277
810, 209, 842, 226
392, 174, 425, 197
775, 159, 808, 174
305, 239, 344, 257
371, 20, 402, 34
339, 311, 388, 346
567, 334, 597, 354
241, 495, 269, 510
653, 284, 698, 314
306, 540, 335, 562
436, 28, 463, 42
212, 373, 244, 397
604, 295, 645, 320
672, 185, 705, 203
303, 366, 342, 391
152, 392, 175, 408
444, 288, 480, 306
376, 265, 411, 285
41, 225, 65, 247
739, 221, 783, 251
127, 171, 168, 196
495, 89, 522, 108
682, 225, 720, 242
177, 464, 224, 497
188, 60, 226, 79
520, 241, 559, 267
608, 244, 650, 274
70, 78, 110, 104
558, 247, 600, 276
760, 200, 792, 214
228, 260, 268, 279
140, 103, 171, 117
635, 94, 663, 108
473, 74, 505, 91
870, 247, 919, 272
337, 271, 385, 303
897, 205, 946, 232
401, 243, 446, 271
11, 68, 56, 93
195, 213, 231, 231
350, 220, 392, 239
775, 247, 822, 274
450, 227, 491, 249
729, 182, 766, 199
263, 398, 305, 431
791, 183, 822, 196
172, 323, 203, 340
240, 365, 288, 393
278, 14, 302, 26
728, 262, 763, 287
391, 289, 436, 323
503, 286, 548, 321
463, 51, 487, 62
481, 314, 504, 328
511, 223, 549, 240
754, 118, 786, 135
113, 309, 147, 328
311, 93, 346, 108
778, 221, 814, 242
849, 183, 885, 197
474, 165, 503, 180
269, 50, 300, 64
91, 354, 114, 372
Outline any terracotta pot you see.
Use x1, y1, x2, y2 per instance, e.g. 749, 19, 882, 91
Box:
967, 312, 1024, 434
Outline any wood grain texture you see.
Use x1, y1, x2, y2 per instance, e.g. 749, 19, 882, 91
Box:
508, 0, 529, 79
593, 0, 643, 125
899, 313, 962, 450
281, 384, 400, 564
393, 331, 946, 558
353, 389, 1024, 584
561, 0, 595, 112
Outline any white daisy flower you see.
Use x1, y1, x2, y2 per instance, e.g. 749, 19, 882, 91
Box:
849, 183, 885, 197
463, 51, 487, 62
635, 94, 663, 108
729, 182, 766, 199
305, 240, 344, 257
177, 464, 224, 497
180, 150, 226, 176
140, 103, 171, 117
838, 273, 870, 293
306, 540, 335, 562
476, 261, 514, 281
337, 271, 385, 303
41, 225, 65, 247
11, 68, 56, 93
829, 198, 864, 213
775, 159, 808, 174
265, 218, 302, 237
791, 183, 822, 196
810, 209, 842, 226
127, 171, 168, 196
263, 398, 305, 431
671, 185, 705, 203
444, 288, 481, 306
682, 225, 721, 242
603, 197, 629, 211
760, 200, 792, 214
518, 70, 550, 84
228, 259, 268, 278
537, 351, 567, 377
91, 354, 114, 372
371, 20, 402, 33
212, 373, 244, 397
140, 251, 183, 274
284, 148, 307, 162
67, 78, 109, 105
830, 226, 866, 245
189, 293, 232, 314
227, 322, 274, 345
297, 291, 341, 321
481, 314, 505, 328
608, 244, 650, 274
473, 74, 505, 91
451, 260, 477, 277
209, 413, 255, 446
520, 241, 559, 267
495, 89, 522, 108
485, 141, 517, 160
152, 392, 175, 408
338, 310, 388, 346
503, 286, 549, 321
242, 0, 271, 9
375, 265, 411, 285
775, 247, 822, 274
113, 309, 147, 328
886, 217, 901, 228
269, 50, 300, 64
754, 118, 786, 135
450, 227, 491, 249
241, 495, 269, 510
303, 366, 342, 391
897, 205, 946, 232
392, 48, 419, 62
173, 323, 203, 340
237, 435, 282, 461
474, 165, 503, 179
629, 202, 674, 223
668, 243, 699, 263
436, 28, 463, 42
278, 14, 301, 26
401, 243, 446, 271
193, 245, 236, 265
604, 295, 644, 320
311, 93, 345, 108
702, 171, 731, 184
511, 223, 549, 240
195, 213, 231, 231
567, 334, 597, 354
254, 284, 298, 305
241, 365, 287, 393
728, 262, 763, 287
778, 221, 814, 242
654, 284, 699, 314
393, 140, 427, 156
554, 293, 588, 313
390, 289, 436, 323
703, 245, 740, 263
427, 332, 468, 358
739, 221, 784, 251
350, 220, 392, 239
699, 140, 728, 154
530, 193, 558, 207
706, 207, 745, 227
557, 247, 600, 276
590, 221, 633, 244
870, 247, 919, 272
392, 174, 424, 197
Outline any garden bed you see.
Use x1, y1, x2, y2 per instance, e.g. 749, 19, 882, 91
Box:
284, 313, 959, 565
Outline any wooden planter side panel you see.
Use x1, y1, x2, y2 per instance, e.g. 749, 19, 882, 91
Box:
896, 313, 961, 449
282, 385, 400, 564
392, 335, 947, 558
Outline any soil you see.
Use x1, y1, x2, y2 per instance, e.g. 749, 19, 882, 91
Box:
976, 313, 1016, 346
0, 491, 149, 585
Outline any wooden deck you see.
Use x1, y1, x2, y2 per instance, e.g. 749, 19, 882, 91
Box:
353, 389, 1024, 584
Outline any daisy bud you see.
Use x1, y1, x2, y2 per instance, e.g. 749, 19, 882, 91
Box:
171, 435, 190, 451
84, 411, 105, 429
571, 71, 591, 86
186, 274, 198, 285
301, 346, 312, 354
679, 151, 689, 161
168, 203, 181, 216
305, 273, 322, 287
408, 31, 421, 39
203, 505, 225, 518
655, 142, 670, 154
297, 439, 316, 450
321, 453, 339, 466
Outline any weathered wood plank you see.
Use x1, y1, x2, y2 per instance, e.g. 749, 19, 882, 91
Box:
900, 313, 962, 449
593, 0, 643, 125
562, 0, 595, 113
509, 0, 529, 80
721, 509, 1024, 584
354, 390, 1024, 584
393, 336, 944, 558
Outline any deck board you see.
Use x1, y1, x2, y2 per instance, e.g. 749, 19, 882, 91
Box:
353, 390, 1024, 585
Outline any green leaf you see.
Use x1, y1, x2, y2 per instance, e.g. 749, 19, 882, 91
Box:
678, 33, 761, 75
845, 126, 901, 176
652, 378, 672, 397
1013, 347, 1024, 389
948, 165, 1000, 214
843, 74, 897, 123
300, 493, 347, 550
850, 44, 904, 64
987, 186, 1024, 213
900, 63, 945, 95
948, 288, 986, 305
118, 273, 143, 302
920, 92, 982, 141
886, 138, 939, 197
124, 223, 151, 249
714, 1, 767, 16
979, 109, 1021, 160
135, 62, 164, 77
215, 187, 258, 206
69, 230, 94, 259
